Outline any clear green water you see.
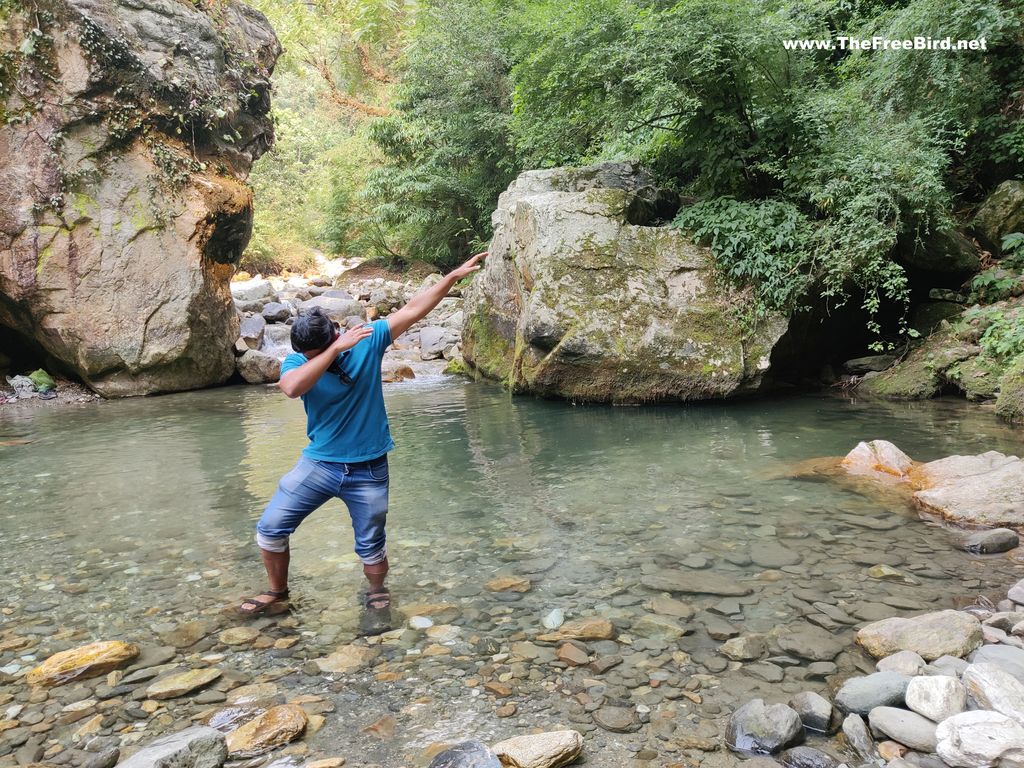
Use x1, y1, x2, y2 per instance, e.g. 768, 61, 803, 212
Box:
1, 381, 1022, 765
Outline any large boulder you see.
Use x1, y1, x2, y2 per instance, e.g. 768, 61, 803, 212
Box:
996, 354, 1024, 424
0, 0, 280, 396
836, 441, 1024, 530
461, 162, 789, 403
974, 180, 1024, 252
856, 610, 983, 661
935, 710, 1024, 768
914, 452, 1024, 529
899, 228, 981, 274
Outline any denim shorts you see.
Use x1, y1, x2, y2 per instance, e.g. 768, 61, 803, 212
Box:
255, 454, 389, 565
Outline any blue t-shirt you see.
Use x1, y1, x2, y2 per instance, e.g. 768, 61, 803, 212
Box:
281, 319, 395, 462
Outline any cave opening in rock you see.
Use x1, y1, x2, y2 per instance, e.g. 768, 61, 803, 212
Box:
0, 324, 69, 381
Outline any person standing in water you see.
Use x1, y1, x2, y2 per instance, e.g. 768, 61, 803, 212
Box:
238, 252, 486, 629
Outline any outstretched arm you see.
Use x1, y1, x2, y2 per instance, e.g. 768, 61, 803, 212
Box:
387, 252, 486, 340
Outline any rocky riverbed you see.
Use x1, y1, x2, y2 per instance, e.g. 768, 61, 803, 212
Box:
228, 268, 466, 387
2, 426, 1023, 768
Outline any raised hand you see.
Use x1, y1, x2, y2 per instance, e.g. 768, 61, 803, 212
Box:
332, 323, 374, 352
448, 251, 487, 281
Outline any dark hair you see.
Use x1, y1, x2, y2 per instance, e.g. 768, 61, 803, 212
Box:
290, 307, 335, 352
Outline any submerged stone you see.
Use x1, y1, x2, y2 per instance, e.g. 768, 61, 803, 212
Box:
427, 740, 501, 768
225, 704, 308, 757
146, 668, 222, 700
27, 641, 139, 687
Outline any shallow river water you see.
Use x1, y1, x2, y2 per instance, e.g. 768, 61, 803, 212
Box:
1, 379, 1023, 767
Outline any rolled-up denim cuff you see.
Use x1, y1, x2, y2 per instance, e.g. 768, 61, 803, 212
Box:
360, 544, 387, 566
256, 532, 289, 553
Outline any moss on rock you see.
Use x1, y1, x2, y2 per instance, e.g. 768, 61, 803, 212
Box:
995, 354, 1024, 423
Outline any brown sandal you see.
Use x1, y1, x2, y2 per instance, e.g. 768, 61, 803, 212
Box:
236, 589, 289, 615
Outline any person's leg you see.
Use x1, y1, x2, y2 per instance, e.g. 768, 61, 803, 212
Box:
339, 455, 390, 606
242, 458, 336, 612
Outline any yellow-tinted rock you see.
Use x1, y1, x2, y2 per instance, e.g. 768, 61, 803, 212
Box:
486, 576, 531, 593
314, 644, 379, 674
219, 627, 260, 646
307, 759, 345, 768
492, 729, 584, 768
226, 704, 308, 757
27, 641, 139, 687
545, 618, 616, 641
146, 668, 222, 699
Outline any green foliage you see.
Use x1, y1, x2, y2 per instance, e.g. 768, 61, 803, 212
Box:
962, 304, 1024, 361
674, 198, 814, 322
969, 232, 1024, 302
243, 0, 411, 273
361, 0, 517, 268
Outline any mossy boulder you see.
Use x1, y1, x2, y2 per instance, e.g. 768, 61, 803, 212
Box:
0, 0, 280, 396
857, 325, 977, 400
996, 354, 1024, 423
461, 163, 788, 403
973, 180, 1024, 253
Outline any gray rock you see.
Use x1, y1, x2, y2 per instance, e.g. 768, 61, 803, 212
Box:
776, 624, 844, 661
725, 699, 804, 755
788, 691, 836, 734
935, 710, 1024, 768
260, 302, 291, 323
958, 528, 1020, 554
427, 740, 501, 768
856, 609, 983, 661
82, 748, 119, 768
0, 0, 279, 397
721, 635, 767, 661
835, 673, 910, 715
298, 296, 366, 322
419, 326, 448, 360
962, 662, 1024, 723
461, 162, 789, 403
779, 746, 838, 768
741, 662, 781, 683
239, 314, 266, 350
877, 650, 927, 677
902, 228, 981, 274
927, 654, 970, 678
1010, 578, 1024, 605
841, 714, 876, 762
232, 281, 277, 304
750, 542, 802, 568
969, 644, 1024, 683
237, 349, 281, 384
641, 569, 752, 596
867, 706, 938, 752
116, 726, 226, 768
905, 675, 967, 722
845, 355, 897, 374
593, 706, 641, 733
914, 453, 1024, 531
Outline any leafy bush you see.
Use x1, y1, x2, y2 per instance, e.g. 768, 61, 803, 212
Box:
962, 304, 1024, 361
673, 198, 814, 322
